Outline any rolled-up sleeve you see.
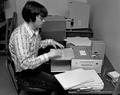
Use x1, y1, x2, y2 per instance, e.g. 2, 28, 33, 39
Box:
21, 54, 49, 70
39, 39, 53, 48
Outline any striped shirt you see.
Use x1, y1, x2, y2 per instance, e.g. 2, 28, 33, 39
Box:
9, 22, 52, 72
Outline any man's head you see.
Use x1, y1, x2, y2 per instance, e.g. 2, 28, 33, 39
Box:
22, 1, 48, 28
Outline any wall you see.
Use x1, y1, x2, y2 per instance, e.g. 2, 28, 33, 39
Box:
7, 0, 88, 25
90, 0, 120, 72
5, 0, 16, 18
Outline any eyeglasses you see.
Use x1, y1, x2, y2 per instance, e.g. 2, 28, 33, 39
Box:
38, 15, 45, 22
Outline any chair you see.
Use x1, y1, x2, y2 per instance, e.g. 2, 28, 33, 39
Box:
0, 19, 10, 54
6, 52, 48, 95
0, 12, 17, 54
7, 12, 18, 42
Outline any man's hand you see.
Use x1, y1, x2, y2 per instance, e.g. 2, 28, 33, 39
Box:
50, 39, 64, 49
47, 49, 62, 59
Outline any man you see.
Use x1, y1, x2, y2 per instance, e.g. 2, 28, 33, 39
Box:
9, 1, 66, 95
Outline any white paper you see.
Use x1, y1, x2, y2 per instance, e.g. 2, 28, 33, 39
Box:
70, 70, 104, 90
55, 68, 94, 90
64, 37, 91, 46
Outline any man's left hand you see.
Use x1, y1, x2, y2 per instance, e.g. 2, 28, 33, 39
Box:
50, 39, 64, 49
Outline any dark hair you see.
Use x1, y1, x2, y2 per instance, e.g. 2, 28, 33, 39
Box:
22, 1, 48, 23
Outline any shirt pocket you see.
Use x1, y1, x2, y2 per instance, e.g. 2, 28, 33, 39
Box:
29, 39, 36, 52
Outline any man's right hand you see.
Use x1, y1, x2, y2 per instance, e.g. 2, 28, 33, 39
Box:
47, 49, 62, 59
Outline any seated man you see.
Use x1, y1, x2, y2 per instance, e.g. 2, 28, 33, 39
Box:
9, 1, 66, 95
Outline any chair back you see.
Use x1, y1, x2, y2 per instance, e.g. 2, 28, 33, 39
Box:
7, 12, 18, 44
0, 12, 18, 54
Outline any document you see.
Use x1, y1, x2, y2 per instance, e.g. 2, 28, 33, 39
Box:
55, 69, 104, 90
51, 48, 74, 60
71, 70, 104, 90
64, 37, 91, 46
55, 68, 94, 90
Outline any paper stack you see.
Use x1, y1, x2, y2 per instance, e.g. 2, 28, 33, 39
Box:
64, 37, 91, 46
55, 68, 104, 91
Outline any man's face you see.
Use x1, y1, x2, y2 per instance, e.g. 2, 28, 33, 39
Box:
34, 15, 45, 29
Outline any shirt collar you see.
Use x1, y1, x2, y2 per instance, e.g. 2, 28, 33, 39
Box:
24, 22, 39, 37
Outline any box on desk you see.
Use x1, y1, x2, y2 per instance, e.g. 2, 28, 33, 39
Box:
51, 48, 73, 73
71, 46, 103, 73
41, 15, 66, 42
51, 46, 103, 73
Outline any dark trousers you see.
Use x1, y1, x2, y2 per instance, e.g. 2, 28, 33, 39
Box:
16, 65, 67, 95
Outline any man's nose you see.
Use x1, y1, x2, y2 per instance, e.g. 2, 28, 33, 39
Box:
42, 19, 46, 23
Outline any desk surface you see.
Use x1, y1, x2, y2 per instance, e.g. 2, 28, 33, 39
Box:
67, 56, 115, 95
51, 55, 115, 95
